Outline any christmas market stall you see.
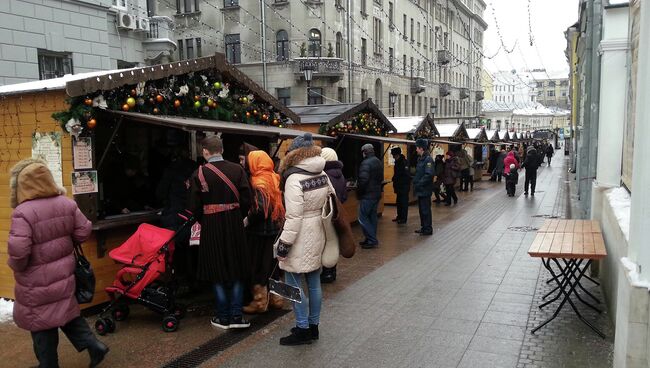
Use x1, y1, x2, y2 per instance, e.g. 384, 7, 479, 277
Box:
429, 122, 470, 157
0, 53, 331, 306
291, 100, 400, 220
464, 128, 490, 181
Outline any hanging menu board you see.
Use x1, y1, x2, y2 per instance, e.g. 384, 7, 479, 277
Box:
73, 137, 93, 170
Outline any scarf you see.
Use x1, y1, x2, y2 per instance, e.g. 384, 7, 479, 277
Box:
248, 150, 285, 223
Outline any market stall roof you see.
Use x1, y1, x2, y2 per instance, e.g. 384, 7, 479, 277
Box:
466, 128, 489, 142
502, 131, 511, 141
290, 100, 396, 132
486, 130, 500, 142
339, 133, 416, 146
430, 139, 462, 145
511, 132, 519, 140
109, 110, 333, 141
0, 53, 300, 124
387, 115, 440, 137
436, 122, 470, 141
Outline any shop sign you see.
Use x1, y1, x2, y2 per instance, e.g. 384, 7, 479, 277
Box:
32, 132, 63, 187
72, 170, 99, 195
73, 137, 93, 170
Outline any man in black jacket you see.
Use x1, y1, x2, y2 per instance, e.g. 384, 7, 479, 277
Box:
391, 147, 411, 224
413, 139, 434, 236
523, 147, 540, 196
358, 143, 384, 249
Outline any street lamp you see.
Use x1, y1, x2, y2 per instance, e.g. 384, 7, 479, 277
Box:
389, 91, 397, 117
430, 103, 438, 119
303, 65, 314, 104
456, 110, 461, 125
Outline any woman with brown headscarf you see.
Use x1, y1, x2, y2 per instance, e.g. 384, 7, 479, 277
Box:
242, 150, 286, 313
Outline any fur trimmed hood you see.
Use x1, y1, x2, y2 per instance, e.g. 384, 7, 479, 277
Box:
10, 158, 66, 209
279, 146, 323, 174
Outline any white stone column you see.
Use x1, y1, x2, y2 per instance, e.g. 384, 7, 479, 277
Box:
630, 1, 650, 274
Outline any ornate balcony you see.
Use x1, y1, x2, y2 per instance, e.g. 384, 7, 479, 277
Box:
143, 16, 176, 64
292, 57, 344, 82
437, 50, 451, 65
439, 83, 451, 97
476, 91, 485, 101
410, 76, 426, 94
460, 88, 470, 99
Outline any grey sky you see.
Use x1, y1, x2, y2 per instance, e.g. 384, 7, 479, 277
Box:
483, 0, 579, 77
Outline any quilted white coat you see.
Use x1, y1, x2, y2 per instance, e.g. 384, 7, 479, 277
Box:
279, 155, 332, 273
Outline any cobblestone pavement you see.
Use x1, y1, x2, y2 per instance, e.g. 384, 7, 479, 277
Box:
213, 156, 614, 368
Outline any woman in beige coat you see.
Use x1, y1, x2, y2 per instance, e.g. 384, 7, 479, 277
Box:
276, 133, 332, 346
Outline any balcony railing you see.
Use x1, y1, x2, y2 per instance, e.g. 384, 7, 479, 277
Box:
146, 16, 174, 40
439, 83, 451, 97
143, 16, 176, 63
410, 76, 425, 94
292, 57, 344, 82
476, 91, 485, 101
460, 88, 470, 99
437, 50, 451, 65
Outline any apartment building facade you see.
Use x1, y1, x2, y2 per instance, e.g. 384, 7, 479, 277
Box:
531, 70, 570, 110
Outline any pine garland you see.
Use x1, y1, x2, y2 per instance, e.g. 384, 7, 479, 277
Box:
320, 112, 389, 137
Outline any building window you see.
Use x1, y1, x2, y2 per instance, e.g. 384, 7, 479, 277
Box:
536, 82, 543, 88
196, 38, 202, 57
374, 79, 383, 108
423, 25, 427, 48
547, 90, 555, 97
308, 87, 323, 105
417, 22, 420, 45
416, 60, 420, 77
113, 0, 127, 9
560, 80, 568, 86
336, 32, 343, 58
176, 0, 199, 13
410, 18, 414, 41
373, 17, 382, 54
224, 0, 239, 7
403, 55, 407, 76
177, 39, 184, 60
276, 30, 289, 61
561, 91, 567, 97
361, 89, 368, 101
403, 14, 407, 37
38, 51, 72, 80
410, 57, 413, 77
549, 81, 556, 87
186, 38, 194, 59
388, 47, 394, 72
411, 95, 415, 115
388, 2, 394, 27
405, 95, 409, 116
308, 28, 321, 57
277, 88, 290, 106
338, 87, 347, 103
361, 0, 367, 15
225, 34, 241, 64
361, 38, 367, 65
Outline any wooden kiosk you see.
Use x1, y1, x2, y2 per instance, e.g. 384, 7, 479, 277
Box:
291, 100, 408, 220
0, 54, 332, 305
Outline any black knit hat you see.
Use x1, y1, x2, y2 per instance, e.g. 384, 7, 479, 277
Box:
390, 147, 401, 155
415, 138, 428, 149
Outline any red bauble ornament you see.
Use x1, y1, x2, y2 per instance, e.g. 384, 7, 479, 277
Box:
153, 108, 160, 114
122, 104, 129, 112
87, 118, 97, 129
194, 95, 200, 101
84, 98, 93, 106
245, 112, 251, 118
156, 95, 164, 103
174, 100, 181, 108
130, 89, 137, 97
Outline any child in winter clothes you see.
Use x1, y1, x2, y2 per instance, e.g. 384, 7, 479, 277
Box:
506, 164, 518, 197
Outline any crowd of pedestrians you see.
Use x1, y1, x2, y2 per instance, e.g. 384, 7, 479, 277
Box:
488, 141, 554, 197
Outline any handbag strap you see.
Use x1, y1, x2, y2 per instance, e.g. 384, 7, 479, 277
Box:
198, 163, 240, 201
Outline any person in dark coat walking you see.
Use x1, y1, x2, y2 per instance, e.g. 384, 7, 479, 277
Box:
494, 148, 507, 182
523, 146, 540, 196
413, 139, 434, 235
8, 158, 109, 368
545, 144, 554, 166
390, 146, 411, 224
442, 152, 460, 206
433, 155, 446, 202
488, 148, 499, 181
358, 144, 384, 249
320, 147, 347, 283
189, 136, 252, 330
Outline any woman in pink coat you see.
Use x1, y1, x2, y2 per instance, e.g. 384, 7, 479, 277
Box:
503, 151, 520, 174
8, 158, 109, 368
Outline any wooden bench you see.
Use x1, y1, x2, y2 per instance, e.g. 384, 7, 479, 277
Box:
527, 219, 608, 338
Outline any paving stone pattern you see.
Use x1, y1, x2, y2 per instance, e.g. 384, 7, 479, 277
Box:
215, 158, 614, 368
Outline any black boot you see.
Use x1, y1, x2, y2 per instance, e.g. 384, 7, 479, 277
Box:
88, 340, 109, 368
321, 266, 336, 284
291, 324, 319, 340
280, 327, 313, 346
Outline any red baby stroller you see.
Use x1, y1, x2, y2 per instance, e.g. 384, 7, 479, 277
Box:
94, 211, 194, 335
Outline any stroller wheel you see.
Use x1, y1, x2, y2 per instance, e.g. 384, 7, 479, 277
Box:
95, 318, 111, 336
162, 315, 179, 333
112, 305, 130, 321
104, 317, 116, 333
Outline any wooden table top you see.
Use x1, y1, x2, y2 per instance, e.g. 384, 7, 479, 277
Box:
538, 219, 602, 233
528, 232, 607, 259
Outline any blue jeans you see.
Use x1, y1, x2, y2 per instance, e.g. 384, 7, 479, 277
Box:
214, 281, 244, 320
359, 199, 379, 245
285, 270, 322, 329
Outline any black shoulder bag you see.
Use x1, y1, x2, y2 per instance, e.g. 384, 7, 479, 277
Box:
73, 243, 96, 304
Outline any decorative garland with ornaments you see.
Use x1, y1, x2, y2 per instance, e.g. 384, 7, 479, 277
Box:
320, 112, 389, 137
52, 71, 289, 137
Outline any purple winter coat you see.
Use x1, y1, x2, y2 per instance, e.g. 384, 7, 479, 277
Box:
8, 195, 92, 332
324, 160, 348, 203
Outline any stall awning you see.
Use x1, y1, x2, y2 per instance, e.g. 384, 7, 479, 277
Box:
340, 133, 415, 145
430, 139, 463, 145
463, 141, 490, 146
110, 111, 334, 141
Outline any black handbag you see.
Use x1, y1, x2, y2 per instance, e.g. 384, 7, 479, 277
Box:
73, 243, 95, 304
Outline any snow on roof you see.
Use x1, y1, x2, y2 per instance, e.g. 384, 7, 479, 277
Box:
0, 68, 135, 96
466, 128, 483, 140
388, 116, 424, 134
437, 123, 460, 138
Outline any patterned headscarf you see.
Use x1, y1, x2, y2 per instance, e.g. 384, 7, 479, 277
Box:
247, 150, 285, 223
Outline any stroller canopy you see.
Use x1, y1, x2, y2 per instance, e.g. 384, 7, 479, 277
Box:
109, 223, 175, 266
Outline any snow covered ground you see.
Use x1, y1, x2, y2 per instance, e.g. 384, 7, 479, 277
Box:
0, 299, 13, 323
